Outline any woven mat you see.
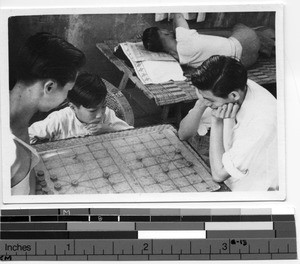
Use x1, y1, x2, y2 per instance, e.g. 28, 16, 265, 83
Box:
247, 57, 276, 85
144, 81, 196, 106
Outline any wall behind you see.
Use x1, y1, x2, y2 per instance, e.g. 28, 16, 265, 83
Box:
9, 12, 275, 86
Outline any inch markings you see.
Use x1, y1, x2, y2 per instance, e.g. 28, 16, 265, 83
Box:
0, 238, 297, 261
0, 207, 297, 261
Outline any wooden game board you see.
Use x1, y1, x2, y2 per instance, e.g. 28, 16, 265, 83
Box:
33, 125, 220, 195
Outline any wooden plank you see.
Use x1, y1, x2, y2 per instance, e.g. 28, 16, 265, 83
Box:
96, 43, 134, 77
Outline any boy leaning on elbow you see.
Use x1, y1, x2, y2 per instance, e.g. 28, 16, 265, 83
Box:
179, 55, 278, 192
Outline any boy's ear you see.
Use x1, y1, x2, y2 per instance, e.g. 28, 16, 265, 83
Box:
44, 80, 58, 95
228, 91, 240, 101
69, 102, 76, 111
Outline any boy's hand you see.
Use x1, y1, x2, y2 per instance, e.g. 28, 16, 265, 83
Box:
85, 123, 117, 135
195, 89, 208, 109
212, 103, 240, 119
195, 98, 207, 109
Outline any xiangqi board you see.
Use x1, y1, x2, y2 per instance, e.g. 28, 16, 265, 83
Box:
33, 125, 220, 195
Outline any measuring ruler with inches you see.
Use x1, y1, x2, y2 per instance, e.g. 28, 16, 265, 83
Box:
0, 207, 297, 261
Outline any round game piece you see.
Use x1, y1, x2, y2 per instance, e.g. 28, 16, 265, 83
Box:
136, 156, 143, 162
175, 148, 181, 154
71, 180, 79, 187
37, 175, 45, 182
162, 166, 169, 173
54, 183, 62, 191
50, 175, 58, 182
36, 170, 44, 177
186, 161, 194, 167
36, 171, 45, 182
42, 187, 50, 194
103, 172, 110, 179
36, 184, 42, 191
40, 180, 47, 187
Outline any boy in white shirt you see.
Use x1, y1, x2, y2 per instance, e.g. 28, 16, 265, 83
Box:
178, 55, 278, 192
29, 72, 133, 144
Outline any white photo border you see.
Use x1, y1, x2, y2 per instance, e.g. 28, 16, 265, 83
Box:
0, 3, 285, 204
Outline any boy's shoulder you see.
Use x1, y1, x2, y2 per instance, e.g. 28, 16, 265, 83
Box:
103, 107, 117, 119
247, 79, 276, 104
242, 79, 277, 126
176, 27, 197, 39
43, 106, 75, 123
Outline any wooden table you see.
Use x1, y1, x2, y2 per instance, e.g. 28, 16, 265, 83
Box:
96, 41, 276, 124
33, 125, 222, 195
96, 42, 197, 124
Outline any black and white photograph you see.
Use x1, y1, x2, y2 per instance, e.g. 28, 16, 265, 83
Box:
1, 4, 285, 203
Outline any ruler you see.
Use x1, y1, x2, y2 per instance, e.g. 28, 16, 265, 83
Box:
0, 207, 297, 261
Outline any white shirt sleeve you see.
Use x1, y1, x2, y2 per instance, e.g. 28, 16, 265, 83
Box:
103, 107, 134, 130
176, 27, 200, 58
176, 27, 198, 42
222, 120, 276, 179
28, 111, 62, 144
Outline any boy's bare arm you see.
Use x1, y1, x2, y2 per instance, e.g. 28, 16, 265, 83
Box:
209, 117, 230, 182
209, 103, 240, 182
173, 13, 189, 30
178, 100, 207, 140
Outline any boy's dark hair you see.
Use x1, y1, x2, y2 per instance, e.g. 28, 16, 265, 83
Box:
142, 27, 164, 52
68, 72, 107, 108
14, 32, 86, 87
191, 55, 248, 98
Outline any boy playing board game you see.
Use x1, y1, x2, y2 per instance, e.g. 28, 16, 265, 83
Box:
29, 72, 133, 144
178, 55, 278, 192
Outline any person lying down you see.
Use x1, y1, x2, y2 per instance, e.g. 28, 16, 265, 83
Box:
142, 13, 262, 68
29, 72, 133, 144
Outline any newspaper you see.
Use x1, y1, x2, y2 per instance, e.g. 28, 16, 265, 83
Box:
121, 42, 176, 62
119, 42, 186, 84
